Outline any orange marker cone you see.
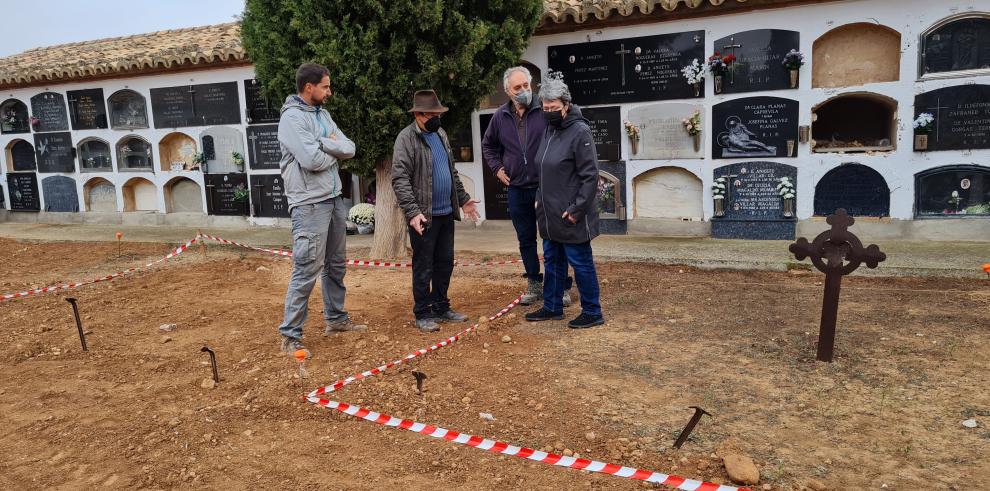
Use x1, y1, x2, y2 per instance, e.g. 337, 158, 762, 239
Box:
115, 232, 123, 258
983, 263, 990, 278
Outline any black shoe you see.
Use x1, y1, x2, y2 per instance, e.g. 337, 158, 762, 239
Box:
435, 310, 468, 323
568, 313, 604, 329
525, 308, 563, 322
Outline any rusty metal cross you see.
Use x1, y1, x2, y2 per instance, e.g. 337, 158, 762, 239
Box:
789, 209, 886, 362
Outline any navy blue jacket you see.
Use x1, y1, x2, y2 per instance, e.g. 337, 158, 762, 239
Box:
481, 97, 545, 189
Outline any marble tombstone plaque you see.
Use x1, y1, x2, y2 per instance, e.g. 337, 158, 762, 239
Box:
42, 175, 79, 212
200, 127, 246, 174
250, 174, 290, 218
7, 173, 40, 211
711, 161, 797, 240
814, 164, 889, 217
244, 79, 280, 125
915, 85, 990, 151
151, 82, 241, 128
67, 89, 108, 130
246, 125, 281, 170
548, 31, 706, 105
204, 173, 249, 216
712, 96, 798, 159
627, 102, 704, 159
478, 113, 509, 220
30, 92, 69, 132
714, 29, 800, 94
582, 106, 621, 162
10, 139, 37, 171
34, 132, 75, 173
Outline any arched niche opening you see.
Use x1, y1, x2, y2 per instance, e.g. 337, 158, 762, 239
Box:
84, 177, 118, 212
122, 177, 157, 212
633, 166, 703, 220
812, 93, 897, 153
813, 23, 901, 88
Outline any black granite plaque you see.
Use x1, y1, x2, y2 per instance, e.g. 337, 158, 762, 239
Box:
548, 31, 706, 105
714, 30, 799, 94
7, 173, 40, 211
712, 161, 796, 240
246, 125, 281, 169
712, 96, 798, 159
30, 92, 69, 132
108, 90, 149, 130
42, 175, 79, 212
244, 79, 280, 124
922, 18, 990, 75
10, 140, 37, 171
204, 173, 249, 216
1, 99, 30, 134
813, 164, 889, 217
249, 174, 290, 218
479, 113, 509, 219
915, 165, 990, 216
582, 106, 621, 162
67, 89, 108, 130
151, 82, 241, 128
34, 132, 75, 173
915, 85, 990, 151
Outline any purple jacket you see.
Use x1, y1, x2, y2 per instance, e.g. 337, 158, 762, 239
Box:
481, 97, 545, 189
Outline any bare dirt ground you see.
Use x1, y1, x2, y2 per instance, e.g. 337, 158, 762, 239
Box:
0, 237, 988, 490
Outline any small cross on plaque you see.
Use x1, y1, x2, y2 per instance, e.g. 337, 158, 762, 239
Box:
614, 43, 631, 86
721, 37, 742, 85
789, 209, 886, 362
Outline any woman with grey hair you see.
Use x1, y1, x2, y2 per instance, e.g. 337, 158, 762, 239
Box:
524, 75, 604, 329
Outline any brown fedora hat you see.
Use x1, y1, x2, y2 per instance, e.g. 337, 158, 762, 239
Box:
408, 89, 449, 113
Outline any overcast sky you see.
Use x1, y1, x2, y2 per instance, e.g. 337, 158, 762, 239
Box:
0, 0, 245, 57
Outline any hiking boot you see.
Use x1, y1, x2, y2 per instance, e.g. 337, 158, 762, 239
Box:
435, 310, 468, 323
525, 307, 563, 322
324, 318, 369, 335
519, 278, 542, 306
562, 290, 573, 307
280, 336, 310, 359
415, 318, 440, 332
567, 313, 604, 329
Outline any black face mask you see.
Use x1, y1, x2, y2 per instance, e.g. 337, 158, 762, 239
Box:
543, 109, 564, 128
424, 116, 442, 133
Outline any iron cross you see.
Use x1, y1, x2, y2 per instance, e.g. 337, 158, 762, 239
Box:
721, 37, 742, 85
615, 43, 631, 86
253, 182, 265, 215
789, 209, 886, 362
187, 85, 198, 118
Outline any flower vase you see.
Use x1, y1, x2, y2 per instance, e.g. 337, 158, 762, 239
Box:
789, 69, 799, 89
714, 76, 723, 94
693, 133, 701, 152
783, 197, 795, 218
693, 82, 701, 97
631, 139, 639, 156
914, 134, 929, 151
714, 198, 725, 217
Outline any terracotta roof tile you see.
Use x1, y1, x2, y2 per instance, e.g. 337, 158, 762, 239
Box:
541, 0, 751, 25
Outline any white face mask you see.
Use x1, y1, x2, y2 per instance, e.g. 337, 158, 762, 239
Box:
512, 90, 532, 106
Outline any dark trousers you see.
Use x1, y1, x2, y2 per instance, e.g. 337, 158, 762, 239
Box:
409, 213, 455, 319
543, 239, 601, 317
508, 186, 572, 289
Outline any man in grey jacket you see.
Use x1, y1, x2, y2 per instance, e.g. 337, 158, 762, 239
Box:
277, 63, 367, 358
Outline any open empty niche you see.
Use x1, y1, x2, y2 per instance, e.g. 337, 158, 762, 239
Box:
164, 177, 204, 213
159, 132, 198, 171
633, 166, 703, 220
812, 23, 901, 88
122, 177, 157, 212
84, 177, 118, 212
77, 138, 113, 172
812, 93, 897, 153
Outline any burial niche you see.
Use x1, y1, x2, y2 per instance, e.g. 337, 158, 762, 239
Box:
633, 167, 703, 220
5, 139, 36, 171
1, 98, 29, 134
84, 177, 118, 212
159, 132, 198, 171
122, 177, 158, 212
200, 127, 245, 174
812, 23, 901, 88
812, 93, 896, 152
921, 15, 990, 77
164, 177, 204, 213
915, 165, 990, 216
814, 163, 890, 217
42, 175, 79, 212
108, 89, 149, 130
117, 136, 154, 171
78, 138, 112, 172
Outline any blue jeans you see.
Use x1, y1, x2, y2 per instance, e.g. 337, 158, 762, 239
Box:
508, 186, 571, 289
278, 198, 350, 340
542, 239, 601, 317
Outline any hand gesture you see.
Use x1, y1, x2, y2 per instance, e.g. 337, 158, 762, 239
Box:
562, 211, 577, 224
409, 214, 427, 235
462, 200, 481, 222
496, 168, 510, 186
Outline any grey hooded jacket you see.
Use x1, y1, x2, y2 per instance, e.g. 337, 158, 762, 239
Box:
278, 95, 355, 210
535, 104, 600, 244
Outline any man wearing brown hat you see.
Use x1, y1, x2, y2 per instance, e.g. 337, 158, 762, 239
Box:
392, 90, 480, 332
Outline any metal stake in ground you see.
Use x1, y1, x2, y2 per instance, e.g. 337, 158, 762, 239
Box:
673, 406, 711, 449
412, 371, 427, 395
201, 346, 220, 383
789, 208, 886, 362
64, 297, 88, 352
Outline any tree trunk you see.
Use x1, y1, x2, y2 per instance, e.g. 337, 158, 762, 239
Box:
370, 158, 409, 259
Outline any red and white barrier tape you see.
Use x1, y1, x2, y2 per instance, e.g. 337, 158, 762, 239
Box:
305, 298, 748, 491
198, 233, 526, 268
0, 238, 197, 303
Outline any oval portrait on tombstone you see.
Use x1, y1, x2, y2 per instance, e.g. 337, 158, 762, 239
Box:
635, 47, 642, 55
961, 178, 971, 190
568, 55, 575, 64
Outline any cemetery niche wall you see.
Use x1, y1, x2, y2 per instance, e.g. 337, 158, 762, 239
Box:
84, 177, 117, 212
920, 15, 990, 77
627, 102, 704, 159
117, 136, 154, 171
122, 177, 157, 212
164, 177, 204, 213
151, 82, 241, 128
814, 163, 890, 217
30, 92, 69, 133
1, 98, 30, 134
77, 138, 113, 172
200, 127, 246, 174
158, 132, 198, 172
5, 139, 36, 171
812, 23, 901, 88
812, 93, 896, 153
108, 89, 149, 130
915, 165, 990, 217
913, 85, 990, 152
711, 161, 797, 240
41, 175, 79, 212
